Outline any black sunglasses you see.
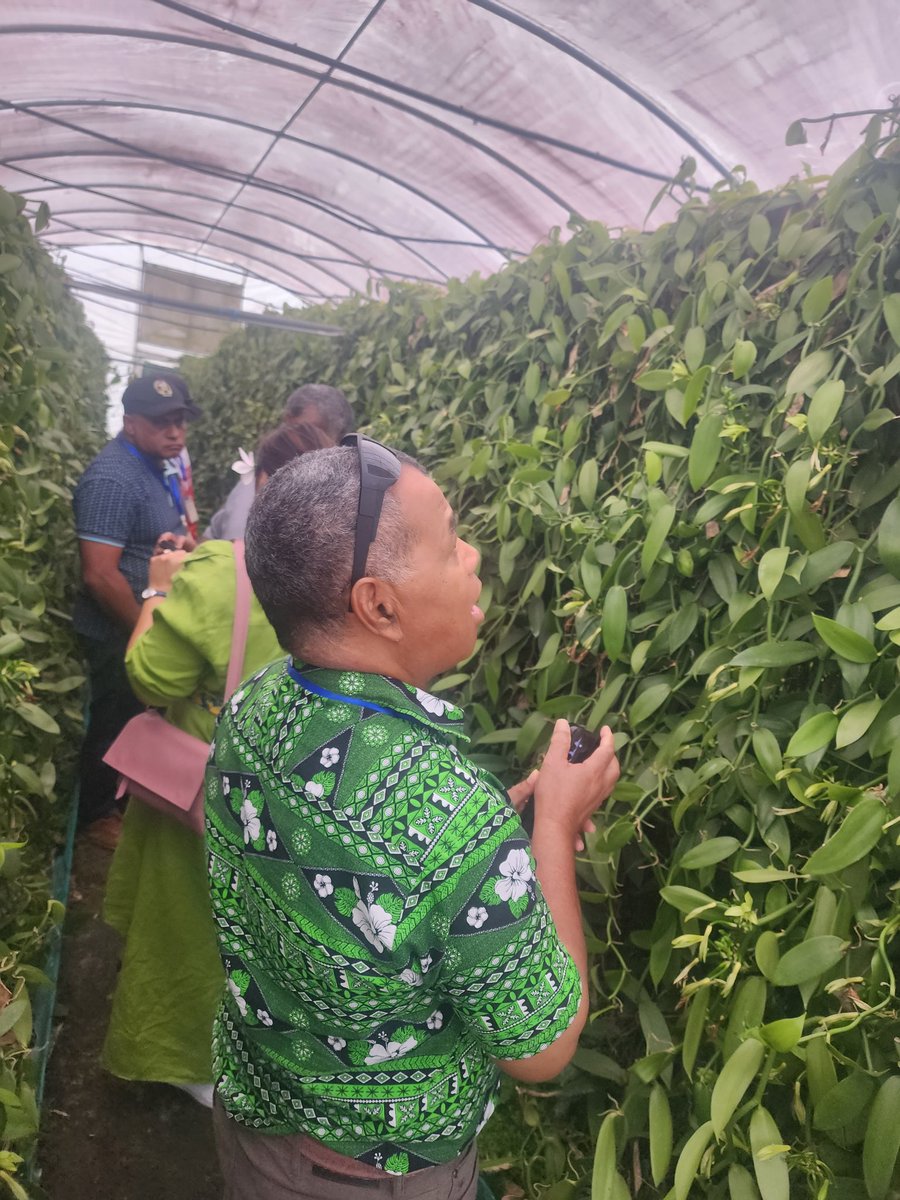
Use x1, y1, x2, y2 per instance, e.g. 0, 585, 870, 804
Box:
341, 434, 402, 608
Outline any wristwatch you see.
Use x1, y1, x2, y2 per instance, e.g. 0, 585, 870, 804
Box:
141, 587, 168, 600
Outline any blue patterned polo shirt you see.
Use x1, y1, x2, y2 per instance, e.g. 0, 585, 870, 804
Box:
206, 662, 581, 1176
72, 433, 185, 640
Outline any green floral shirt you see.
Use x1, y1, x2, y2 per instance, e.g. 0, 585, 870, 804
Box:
206, 661, 580, 1175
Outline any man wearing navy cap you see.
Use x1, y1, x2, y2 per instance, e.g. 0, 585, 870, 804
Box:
72, 371, 202, 848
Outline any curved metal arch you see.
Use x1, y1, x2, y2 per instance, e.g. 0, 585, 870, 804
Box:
149, 0, 701, 187
15, 97, 505, 252
44, 205, 356, 296
49, 230, 326, 301
12, 170, 444, 283
47, 216, 338, 299
0, 101, 459, 279
469, 0, 732, 180
0, 26, 584, 213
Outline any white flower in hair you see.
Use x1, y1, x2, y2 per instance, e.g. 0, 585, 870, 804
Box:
232, 448, 255, 486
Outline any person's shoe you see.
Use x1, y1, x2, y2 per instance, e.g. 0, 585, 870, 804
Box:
173, 1082, 215, 1108
82, 812, 123, 851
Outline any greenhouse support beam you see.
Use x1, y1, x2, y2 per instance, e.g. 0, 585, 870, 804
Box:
469, 0, 734, 182
67, 280, 345, 335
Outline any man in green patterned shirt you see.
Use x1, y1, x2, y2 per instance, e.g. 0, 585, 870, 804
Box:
207, 439, 619, 1199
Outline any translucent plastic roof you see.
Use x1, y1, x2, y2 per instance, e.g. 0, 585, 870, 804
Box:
1, 1, 894, 300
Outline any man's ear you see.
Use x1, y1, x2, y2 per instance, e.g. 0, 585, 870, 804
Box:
349, 577, 403, 642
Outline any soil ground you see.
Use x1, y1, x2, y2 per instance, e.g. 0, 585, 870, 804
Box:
35, 838, 222, 1200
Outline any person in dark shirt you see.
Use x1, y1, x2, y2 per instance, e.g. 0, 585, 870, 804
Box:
72, 372, 201, 848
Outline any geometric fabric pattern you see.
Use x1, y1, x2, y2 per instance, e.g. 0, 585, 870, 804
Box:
206, 660, 580, 1174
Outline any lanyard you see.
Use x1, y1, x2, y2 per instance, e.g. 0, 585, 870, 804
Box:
122, 439, 184, 517
286, 662, 408, 722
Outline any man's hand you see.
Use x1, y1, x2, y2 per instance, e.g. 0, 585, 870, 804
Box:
532, 719, 619, 842
507, 770, 538, 813
154, 532, 196, 554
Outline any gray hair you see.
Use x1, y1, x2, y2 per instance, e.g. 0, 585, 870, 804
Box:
245, 446, 416, 651
284, 384, 354, 441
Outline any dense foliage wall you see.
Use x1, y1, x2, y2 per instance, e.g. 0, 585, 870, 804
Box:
0, 187, 107, 1191
187, 122, 900, 1200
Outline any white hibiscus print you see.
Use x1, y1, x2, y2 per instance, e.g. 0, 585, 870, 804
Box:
495, 848, 533, 903
476, 1097, 496, 1134
400, 968, 422, 987
466, 906, 489, 929
222, 775, 231, 796
320, 747, 340, 768
229, 688, 245, 715
365, 1035, 416, 1066
327, 1036, 346, 1051
313, 874, 333, 897
420, 953, 433, 973
305, 780, 324, 799
266, 829, 278, 852
426, 1010, 443, 1031
227, 978, 248, 1017
414, 687, 447, 716
239, 798, 261, 845
257, 1009, 273, 1026
352, 899, 397, 952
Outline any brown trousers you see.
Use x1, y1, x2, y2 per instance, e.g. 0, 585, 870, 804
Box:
213, 1102, 479, 1200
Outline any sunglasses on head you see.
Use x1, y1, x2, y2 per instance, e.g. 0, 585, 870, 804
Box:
341, 434, 402, 609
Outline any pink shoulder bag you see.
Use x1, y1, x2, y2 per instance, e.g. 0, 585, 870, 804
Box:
103, 540, 252, 836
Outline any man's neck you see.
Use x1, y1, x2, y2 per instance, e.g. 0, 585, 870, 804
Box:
296, 637, 426, 690
120, 432, 163, 467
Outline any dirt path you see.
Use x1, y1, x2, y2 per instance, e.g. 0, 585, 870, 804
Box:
36, 839, 222, 1200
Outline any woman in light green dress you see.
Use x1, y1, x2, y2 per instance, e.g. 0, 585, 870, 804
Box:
102, 423, 331, 1098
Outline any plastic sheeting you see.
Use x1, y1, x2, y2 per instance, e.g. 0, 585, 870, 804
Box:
1, 1, 896, 300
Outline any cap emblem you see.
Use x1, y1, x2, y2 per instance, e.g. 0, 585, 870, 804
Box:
153, 379, 174, 397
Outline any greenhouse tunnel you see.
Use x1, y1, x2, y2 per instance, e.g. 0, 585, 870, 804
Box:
1, 1, 900, 1198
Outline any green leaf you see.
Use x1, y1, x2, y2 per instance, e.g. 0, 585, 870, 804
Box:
689, 413, 723, 490
785, 350, 832, 396
758, 547, 789, 601
681, 987, 710, 1078
731, 641, 817, 668
674, 1120, 714, 1200
748, 213, 771, 255
750, 1106, 790, 1200
811, 614, 877, 663
602, 586, 627, 660
877, 496, 900, 579
883, 293, 900, 348
679, 836, 740, 870
711, 1037, 765, 1135
804, 796, 885, 875
648, 1083, 673, 1186
862, 1076, 900, 1200
728, 1164, 761, 1200
806, 379, 845, 444
14, 702, 60, 735
660, 885, 717, 914
641, 503, 675, 576
635, 369, 676, 392
813, 1071, 875, 1132
786, 712, 837, 758
578, 458, 599, 509
732, 338, 758, 380
771, 935, 845, 986
801, 276, 833, 325
0, 253, 22, 274
684, 326, 706, 372
591, 1111, 621, 1200
630, 683, 671, 726
759, 1014, 805, 1052
752, 728, 782, 781
834, 698, 882, 749
754, 931, 781, 981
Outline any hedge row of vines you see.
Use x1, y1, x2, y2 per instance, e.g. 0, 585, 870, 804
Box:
0, 187, 107, 1196
185, 118, 900, 1200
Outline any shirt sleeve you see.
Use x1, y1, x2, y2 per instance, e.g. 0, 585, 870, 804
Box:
74, 473, 137, 547
125, 543, 231, 706
424, 762, 582, 1062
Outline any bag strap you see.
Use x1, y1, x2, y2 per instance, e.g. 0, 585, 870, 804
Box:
225, 539, 252, 699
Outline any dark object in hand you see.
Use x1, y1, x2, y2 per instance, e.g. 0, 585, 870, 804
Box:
519, 723, 600, 835
156, 537, 178, 553
567, 723, 600, 764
